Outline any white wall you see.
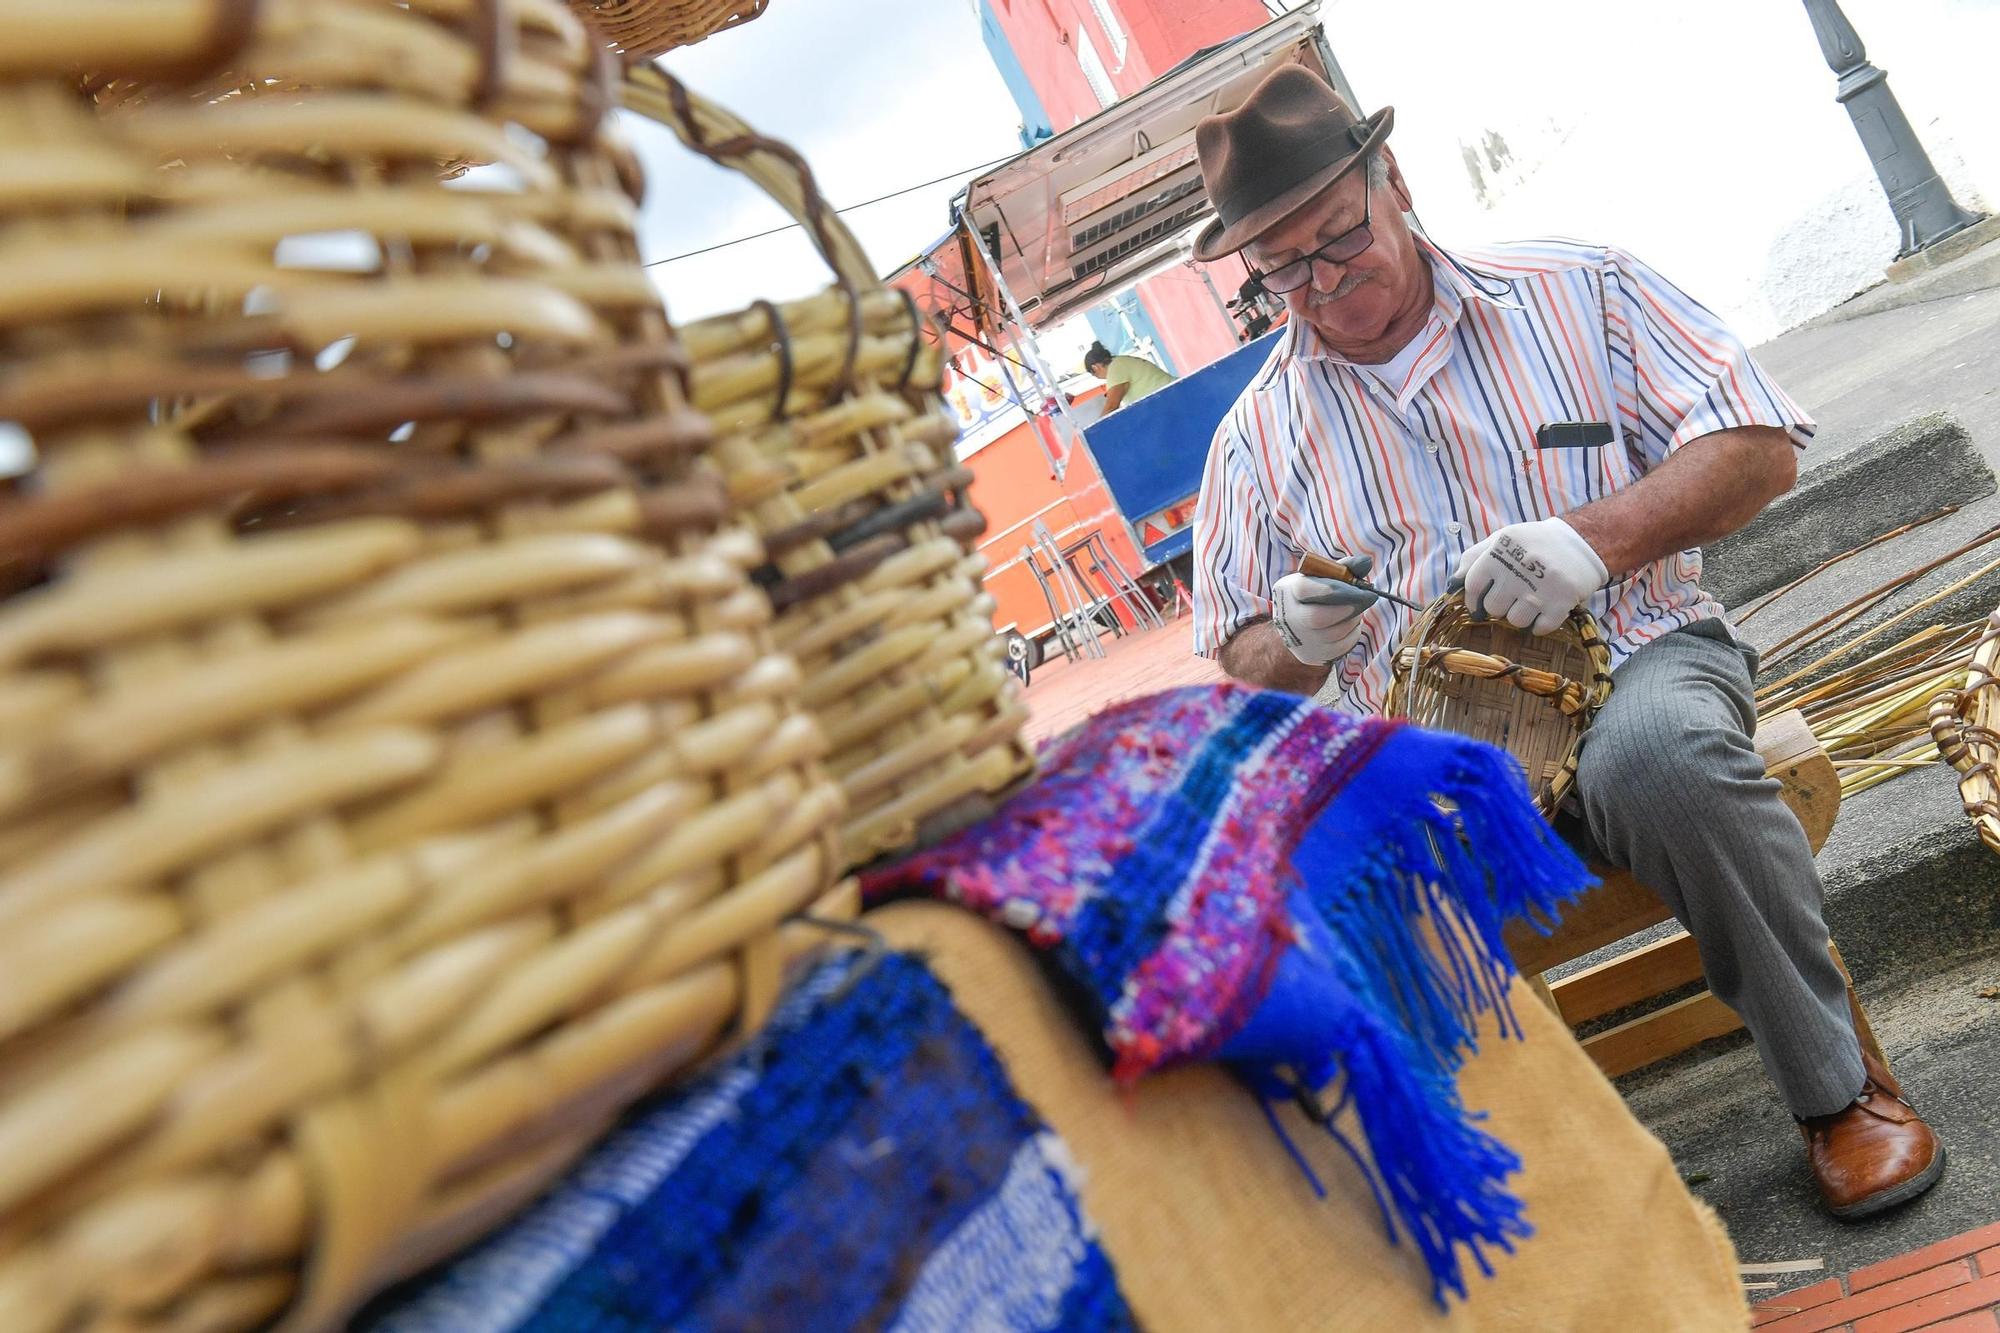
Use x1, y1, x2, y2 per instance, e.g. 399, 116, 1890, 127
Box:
1319, 0, 1999, 344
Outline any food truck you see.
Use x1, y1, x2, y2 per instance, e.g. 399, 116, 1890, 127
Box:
888, 3, 1355, 670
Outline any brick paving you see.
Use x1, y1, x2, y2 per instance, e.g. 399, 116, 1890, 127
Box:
1753, 1222, 2000, 1331
1018, 617, 1223, 745
1020, 621, 2000, 1332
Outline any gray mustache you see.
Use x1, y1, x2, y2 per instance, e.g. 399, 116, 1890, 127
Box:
1310, 271, 1369, 304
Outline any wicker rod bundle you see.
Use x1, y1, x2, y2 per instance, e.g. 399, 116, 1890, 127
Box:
1928, 610, 2000, 854
1384, 592, 1613, 817
1745, 618, 1977, 798
0, 3, 847, 1329
1738, 518, 2000, 805
624, 67, 1036, 867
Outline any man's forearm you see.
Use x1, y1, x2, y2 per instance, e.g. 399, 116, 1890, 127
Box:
1217, 619, 1333, 694
1565, 426, 1797, 576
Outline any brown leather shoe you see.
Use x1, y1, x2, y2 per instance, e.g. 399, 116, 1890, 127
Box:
1799, 1049, 1945, 1219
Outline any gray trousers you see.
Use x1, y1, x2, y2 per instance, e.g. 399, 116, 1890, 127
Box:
1560, 619, 1865, 1118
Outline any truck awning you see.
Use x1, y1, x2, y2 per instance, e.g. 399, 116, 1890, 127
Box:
951, 2, 1343, 334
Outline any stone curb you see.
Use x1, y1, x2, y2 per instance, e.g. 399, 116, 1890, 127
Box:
1704, 413, 1993, 608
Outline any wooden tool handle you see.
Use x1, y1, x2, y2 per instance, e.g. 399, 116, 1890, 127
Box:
1297, 550, 1352, 582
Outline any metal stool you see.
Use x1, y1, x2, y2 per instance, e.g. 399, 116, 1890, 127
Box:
1060, 529, 1164, 634
1023, 542, 1106, 663
1035, 522, 1122, 642
1032, 524, 1118, 649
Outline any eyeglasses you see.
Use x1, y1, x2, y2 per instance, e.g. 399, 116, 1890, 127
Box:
1246, 187, 1375, 295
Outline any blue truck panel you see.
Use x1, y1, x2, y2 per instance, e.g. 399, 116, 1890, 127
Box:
1080, 328, 1283, 566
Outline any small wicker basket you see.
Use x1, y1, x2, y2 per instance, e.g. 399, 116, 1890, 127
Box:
1384, 593, 1614, 817
0, 3, 844, 1329
624, 68, 1037, 869
1928, 607, 2000, 855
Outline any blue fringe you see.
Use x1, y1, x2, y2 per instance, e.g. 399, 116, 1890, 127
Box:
1220, 725, 1595, 1305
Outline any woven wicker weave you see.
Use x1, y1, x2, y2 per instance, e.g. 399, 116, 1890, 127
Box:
1385, 594, 1614, 817
0, 4, 846, 1330
564, 0, 769, 60
624, 68, 1036, 868
1929, 607, 2000, 855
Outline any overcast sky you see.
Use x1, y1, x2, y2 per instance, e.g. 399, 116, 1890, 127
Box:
633, 0, 1030, 323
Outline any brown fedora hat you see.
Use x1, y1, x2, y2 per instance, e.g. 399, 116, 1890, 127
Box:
1192, 64, 1393, 263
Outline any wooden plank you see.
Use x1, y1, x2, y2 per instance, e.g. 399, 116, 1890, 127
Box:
1504, 870, 1673, 975
1582, 992, 1744, 1079
1549, 930, 1705, 1025
1829, 942, 1891, 1074
1524, 971, 1562, 1017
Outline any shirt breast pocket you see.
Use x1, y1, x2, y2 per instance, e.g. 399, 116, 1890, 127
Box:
1523, 426, 1634, 512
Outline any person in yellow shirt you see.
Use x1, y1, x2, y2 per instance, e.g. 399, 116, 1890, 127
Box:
1084, 341, 1175, 413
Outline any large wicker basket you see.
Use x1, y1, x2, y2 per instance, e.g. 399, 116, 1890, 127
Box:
1930, 606, 2000, 855
0, 4, 846, 1329
624, 69, 1037, 868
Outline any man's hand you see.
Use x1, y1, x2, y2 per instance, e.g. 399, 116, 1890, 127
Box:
1452, 517, 1607, 635
1271, 554, 1381, 664
1217, 621, 1333, 694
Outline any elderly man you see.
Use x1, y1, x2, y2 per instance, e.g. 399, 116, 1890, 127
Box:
1189, 65, 1942, 1217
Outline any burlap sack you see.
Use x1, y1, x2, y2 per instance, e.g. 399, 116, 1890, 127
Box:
868, 900, 1747, 1332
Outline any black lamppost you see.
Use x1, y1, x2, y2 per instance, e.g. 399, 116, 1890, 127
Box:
1800, 0, 1984, 257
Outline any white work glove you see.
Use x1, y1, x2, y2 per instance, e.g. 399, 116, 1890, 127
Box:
1451, 517, 1608, 636
1271, 555, 1380, 665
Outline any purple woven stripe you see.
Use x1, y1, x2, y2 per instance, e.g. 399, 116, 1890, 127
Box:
1104, 699, 1400, 1077
864, 685, 1402, 1080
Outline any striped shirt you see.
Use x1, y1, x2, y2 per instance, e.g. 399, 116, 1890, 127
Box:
1190, 236, 1813, 716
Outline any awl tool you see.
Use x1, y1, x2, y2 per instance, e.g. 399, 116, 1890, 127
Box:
1296, 551, 1425, 612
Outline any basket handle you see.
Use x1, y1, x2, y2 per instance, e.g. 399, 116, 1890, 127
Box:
621, 65, 884, 385
1928, 612, 2000, 773
622, 66, 873, 287
1927, 687, 1978, 773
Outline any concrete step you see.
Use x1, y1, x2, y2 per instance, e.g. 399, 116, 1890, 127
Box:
1650, 476, 2000, 1004
1548, 483, 2000, 1000
1713, 469, 2000, 1001
1702, 412, 1994, 609
1735, 481, 2000, 992
1813, 768, 2000, 990
1609, 472, 2000, 1005
1731, 482, 2000, 995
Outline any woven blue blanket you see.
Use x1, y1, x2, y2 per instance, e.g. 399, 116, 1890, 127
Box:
865, 684, 1597, 1304
359, 951, 1133, 1333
